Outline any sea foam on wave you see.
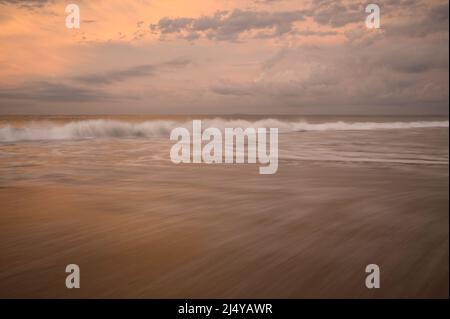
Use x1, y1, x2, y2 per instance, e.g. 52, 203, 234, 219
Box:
0, 118, 448, 142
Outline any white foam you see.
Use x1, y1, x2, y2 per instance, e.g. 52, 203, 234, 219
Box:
0, 118, 448, 142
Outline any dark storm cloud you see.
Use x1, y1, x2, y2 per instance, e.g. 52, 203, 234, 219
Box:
378, 42, 449, 73
0, 82, 112, 103
72, 58, 191, 85
73, 65, 157, 85
312, 2, 363, 27
0, 57, 191, 107
150, 0, 382, 41
161, 57, 191, 67
154, 17, 195, 34
0, 0, 52, 9
205, 0, 448, 113
150, 1, 448, 41
292, 30, 338, 36
209, 36, 449, 112
150, 9, 307, 41
210, 82, 255, 96
387, 2, 449, 37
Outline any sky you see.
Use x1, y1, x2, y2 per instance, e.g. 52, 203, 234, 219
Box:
0, 0, 448, 115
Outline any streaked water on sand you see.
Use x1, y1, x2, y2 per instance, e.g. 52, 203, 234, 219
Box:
0, 116, 448, 298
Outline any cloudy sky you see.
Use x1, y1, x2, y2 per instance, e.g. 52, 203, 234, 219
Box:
0, 0, 448, 115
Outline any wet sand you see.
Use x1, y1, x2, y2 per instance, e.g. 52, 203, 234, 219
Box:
0, 118, 448, 298
0, 161, 448, 298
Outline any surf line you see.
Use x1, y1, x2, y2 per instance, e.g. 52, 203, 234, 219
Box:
169, 120, 278, 174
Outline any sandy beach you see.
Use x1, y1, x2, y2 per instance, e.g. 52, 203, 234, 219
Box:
0, 117, 448, 298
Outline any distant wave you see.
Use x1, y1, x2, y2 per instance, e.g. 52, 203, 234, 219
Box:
0, 119, 448, 142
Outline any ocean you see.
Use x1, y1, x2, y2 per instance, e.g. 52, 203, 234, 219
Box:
0, 115, 448, 298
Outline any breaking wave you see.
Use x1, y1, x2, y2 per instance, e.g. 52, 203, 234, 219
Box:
0, 118, 448, 142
